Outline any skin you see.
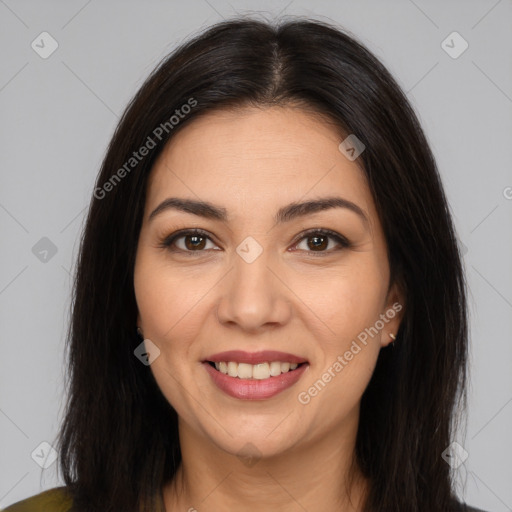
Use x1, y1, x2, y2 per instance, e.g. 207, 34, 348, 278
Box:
134, 105, 404, 512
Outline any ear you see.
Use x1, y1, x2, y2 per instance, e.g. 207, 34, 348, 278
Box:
380, 281, 405, 348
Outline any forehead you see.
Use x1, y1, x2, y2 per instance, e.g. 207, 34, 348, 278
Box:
146, 106, 376, 227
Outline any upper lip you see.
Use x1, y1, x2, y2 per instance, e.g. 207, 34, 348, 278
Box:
204, 350, 308, 365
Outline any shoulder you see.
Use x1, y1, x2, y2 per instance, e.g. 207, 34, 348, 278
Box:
1, 486, 72, 512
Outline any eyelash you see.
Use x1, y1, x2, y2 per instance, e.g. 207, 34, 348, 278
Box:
158, 228, 351, 257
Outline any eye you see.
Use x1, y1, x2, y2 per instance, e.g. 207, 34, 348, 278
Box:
291, 228, 351, 256
160, 229, 219, 254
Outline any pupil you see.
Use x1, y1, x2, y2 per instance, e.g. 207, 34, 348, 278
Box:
308, 235, 327, 250
186, 235, 205, 250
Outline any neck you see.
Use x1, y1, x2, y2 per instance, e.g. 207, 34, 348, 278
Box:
163, 415, 368, 512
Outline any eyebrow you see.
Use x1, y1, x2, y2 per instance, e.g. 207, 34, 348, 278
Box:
148, 196, 369, 228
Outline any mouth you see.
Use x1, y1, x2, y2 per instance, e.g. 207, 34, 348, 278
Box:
202, 350, 309, 400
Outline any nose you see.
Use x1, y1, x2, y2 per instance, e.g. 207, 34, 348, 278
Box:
215, 246, 292, 333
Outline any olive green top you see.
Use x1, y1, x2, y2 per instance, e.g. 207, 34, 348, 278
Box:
2, 486, 489, 511
2, 487, 72, 512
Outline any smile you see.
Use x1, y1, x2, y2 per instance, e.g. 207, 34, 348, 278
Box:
202, 350, 309, 400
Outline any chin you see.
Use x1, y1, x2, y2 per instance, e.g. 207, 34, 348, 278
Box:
214, 429, 300, 463
188, 410, 305, 460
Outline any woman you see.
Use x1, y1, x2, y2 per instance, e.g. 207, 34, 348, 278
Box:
4, 17, 487, 512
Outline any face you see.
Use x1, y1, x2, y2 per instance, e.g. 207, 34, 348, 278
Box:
134, 106, 403, 460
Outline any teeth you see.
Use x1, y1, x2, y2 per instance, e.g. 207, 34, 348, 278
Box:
270, 361, 282, 376
252, 363, 270, 380
227, 361, 238, 377
237, 363, 253, 379
212, 361, 301, 379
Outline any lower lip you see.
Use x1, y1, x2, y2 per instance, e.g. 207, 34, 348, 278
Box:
203, 362, 308, 400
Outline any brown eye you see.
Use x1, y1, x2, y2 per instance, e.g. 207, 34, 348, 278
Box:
305, 234, 329, 251
161, 229, 218, 253
183, 234, 207, 250
293, 229, 350, 255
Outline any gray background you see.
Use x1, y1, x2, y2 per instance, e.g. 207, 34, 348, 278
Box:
1, 0, 511, 510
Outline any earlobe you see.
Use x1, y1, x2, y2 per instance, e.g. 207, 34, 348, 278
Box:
136, 313, 143, 338
381, 284, 405, 348
381, 331, 397, 348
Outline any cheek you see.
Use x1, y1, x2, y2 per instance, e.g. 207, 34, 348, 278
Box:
297, 294, 383, 427
292, 256, 386, 405
133, 258, 205, 414
289, 258, 387, 344
134, 255, 213, 342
